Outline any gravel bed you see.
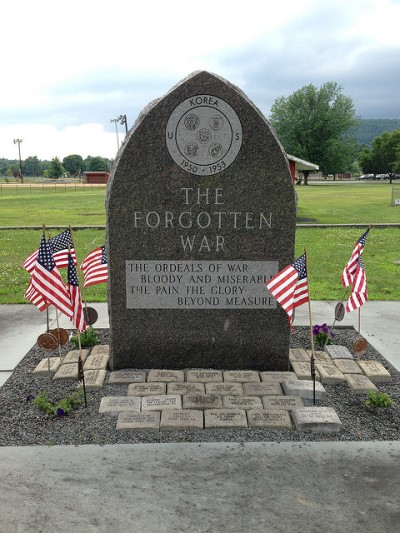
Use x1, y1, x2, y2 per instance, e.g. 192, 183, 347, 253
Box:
0, 327, 399, 446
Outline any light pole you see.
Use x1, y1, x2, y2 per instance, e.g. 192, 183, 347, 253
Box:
13, 139, 23, 183
118, 114, 128, 136
110, 118, 120, 150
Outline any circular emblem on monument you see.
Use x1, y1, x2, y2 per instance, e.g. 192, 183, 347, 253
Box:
334, 302, 345, 322
166, 94, 242, 176
353, 336, 368, 356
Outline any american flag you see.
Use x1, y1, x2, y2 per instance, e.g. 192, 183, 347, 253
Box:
346, 254, 368, 312
24, 280, 49, 312
31, 235, 73, 319
341, 229, 369, 287
67, 252, 86, 332
81, 246, 108, 288
23, 229, 76, 274
266, 254, 309, 329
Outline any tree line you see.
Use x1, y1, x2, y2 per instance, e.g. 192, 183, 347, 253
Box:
2, 82, 399, 185
0, 154, 113, 182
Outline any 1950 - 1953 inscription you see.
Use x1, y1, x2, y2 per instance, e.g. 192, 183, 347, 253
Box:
126, 260, 277, 309
166, 95, 242, 176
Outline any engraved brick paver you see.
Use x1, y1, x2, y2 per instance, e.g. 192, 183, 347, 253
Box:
358, 361, 392, 383
291, 361, 321, 381
84, 352, 109, 370
182, 394, 223, 410
62, 349, 90, 364
242, 382, 282, 396
260, 372, 296, 383
116, 411, 160, 431
167, 382, 205, 395
223, 396, 263, 410
292, 407, 342, 433
206, 382, 243, 396
99, 396, 141, 416
127, 383, 167, 396
308, 350, 334, 365
223, 370, 260, 383
316, 364, 346, 384
160, 409, 204, 430
289, 348, 310, 362
147, 369, 184, 382
84, 369, 107, 389
186, 370, 223, 383
282, 379, 326, 400
89, 345, 110, 357
324, 345, 354, 360
334, 359, 362, 374
204, 409, 247, 428
262, 395, 304, 410
108, 369, 146, 384
247, 410, 292, 429
345, 374, 378, 393
33, 357, 61, 375
142, 395, 182, 411
53, 363, 79, 380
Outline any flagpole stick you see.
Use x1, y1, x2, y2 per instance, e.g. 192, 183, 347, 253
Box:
77, 330, 87, 407
324, 287, 349, 347
304, 249, 316, 406
69, 225, 89, 319
55, 311, 63, 362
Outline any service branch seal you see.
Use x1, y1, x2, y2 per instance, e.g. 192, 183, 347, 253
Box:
166, 95, 242, 176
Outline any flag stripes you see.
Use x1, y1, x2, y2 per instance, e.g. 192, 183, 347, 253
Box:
81, 246, 108, 288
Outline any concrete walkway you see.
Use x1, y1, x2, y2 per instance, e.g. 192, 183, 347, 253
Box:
0, 441, 399, 532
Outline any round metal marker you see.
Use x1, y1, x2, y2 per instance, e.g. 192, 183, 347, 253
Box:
334, 302, 345, 322
49, 327, 69, 346
353, 336, 368, 356
84, 306, 98, 326
37, 333, 58, 352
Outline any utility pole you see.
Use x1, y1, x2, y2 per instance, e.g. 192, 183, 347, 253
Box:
110, 118, 120, 150
13, 139, 23, 183
118, 114, 128, 136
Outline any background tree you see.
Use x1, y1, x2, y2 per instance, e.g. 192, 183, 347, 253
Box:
358, 129, 400, 183
84, 156, 110, 172
63, 154, 84, 177
48, 157, 64, 179
270, 82, 357, 184
24, 156, 40, 177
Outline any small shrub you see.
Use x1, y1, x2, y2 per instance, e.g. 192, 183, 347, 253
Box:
365, 390, 393, 408
70, 327, 98, 348
29, 388, 85, 417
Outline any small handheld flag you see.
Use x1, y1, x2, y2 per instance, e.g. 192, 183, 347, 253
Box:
266, 254, 309, 329
342, 229, 369, 288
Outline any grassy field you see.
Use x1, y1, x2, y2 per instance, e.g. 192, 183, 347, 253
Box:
0, 182, 399, 303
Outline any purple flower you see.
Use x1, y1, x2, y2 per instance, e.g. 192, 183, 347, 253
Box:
321, 323, 329, 334
313, 325, 320, 335
56, 408, 65, 417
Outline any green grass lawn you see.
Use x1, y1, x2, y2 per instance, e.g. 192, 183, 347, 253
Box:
0, 182, 399, 303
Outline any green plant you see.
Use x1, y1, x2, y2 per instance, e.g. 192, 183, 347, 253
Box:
70, 326, 98, 348
30, 388, 85, 416
365, 390, 393, 408
313, 323, 335, 348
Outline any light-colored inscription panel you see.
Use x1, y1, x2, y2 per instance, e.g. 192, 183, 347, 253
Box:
126, 260, 277, 309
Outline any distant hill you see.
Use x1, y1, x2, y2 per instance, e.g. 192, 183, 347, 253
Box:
352, 119, 400, 146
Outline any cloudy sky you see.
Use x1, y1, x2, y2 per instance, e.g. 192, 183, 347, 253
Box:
1, 0, 399, 161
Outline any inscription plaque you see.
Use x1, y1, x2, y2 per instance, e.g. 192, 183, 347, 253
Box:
126, 260, 277, 309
